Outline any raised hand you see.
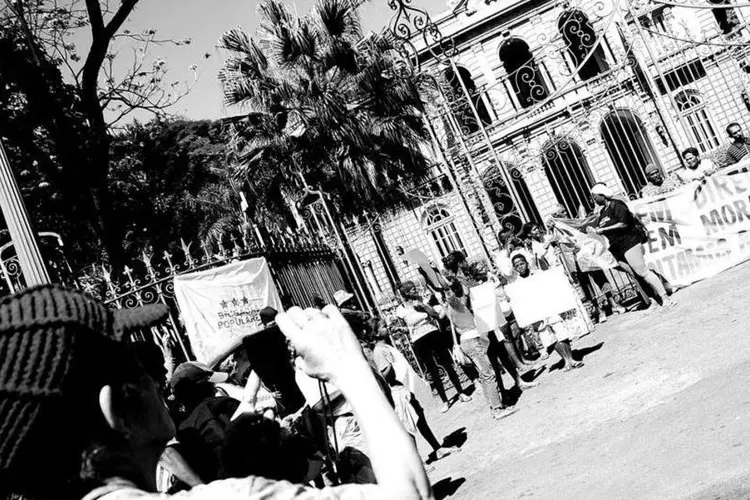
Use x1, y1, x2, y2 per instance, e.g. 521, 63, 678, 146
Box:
275, 305, 366, 383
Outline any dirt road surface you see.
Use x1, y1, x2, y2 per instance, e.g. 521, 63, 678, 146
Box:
419, 262, 750, 500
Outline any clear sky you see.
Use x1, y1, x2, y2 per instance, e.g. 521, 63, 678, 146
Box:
115, 0, 443, 121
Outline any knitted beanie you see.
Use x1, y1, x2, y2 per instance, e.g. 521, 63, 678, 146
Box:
0, 284, 169, 489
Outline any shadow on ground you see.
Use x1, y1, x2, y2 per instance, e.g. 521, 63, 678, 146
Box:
432, 477, 466, 500
548, 341, 605, 372
442, 427, 467, 448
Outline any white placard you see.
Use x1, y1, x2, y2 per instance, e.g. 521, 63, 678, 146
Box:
505, 268, 578, 328
469, 282, 507, 333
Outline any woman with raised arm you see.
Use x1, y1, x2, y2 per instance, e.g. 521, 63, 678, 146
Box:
0, 285, 432, 500
590, 183, 676, 309
395, 281, 471, 414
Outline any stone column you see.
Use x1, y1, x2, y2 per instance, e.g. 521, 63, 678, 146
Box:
0, 138, 50, 286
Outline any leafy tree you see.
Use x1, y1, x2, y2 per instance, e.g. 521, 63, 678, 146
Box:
218, 0, 432, 222
108, 119, 240, 258
1, 0, 195, 269
0, 22, 98, 262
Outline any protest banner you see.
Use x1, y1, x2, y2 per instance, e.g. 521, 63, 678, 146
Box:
174, 258, 283, 363
551, 221, 619, 272
505, 268, 579, 328
469, 282, 507, 332
631, 162, 750, 287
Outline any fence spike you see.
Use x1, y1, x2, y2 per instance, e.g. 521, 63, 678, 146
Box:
163, 250, 177, 274
181, 239, 195, 268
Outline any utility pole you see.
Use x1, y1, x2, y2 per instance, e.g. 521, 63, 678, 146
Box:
0, 138, 50, 287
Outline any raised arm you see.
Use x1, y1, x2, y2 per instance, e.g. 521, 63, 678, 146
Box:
493, 248, 517, 281
159, 445, 204, 488
276, 306, 432, 500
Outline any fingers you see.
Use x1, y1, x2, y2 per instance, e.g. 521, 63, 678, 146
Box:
321, 304, 347, 325
285, 306, 311, 328
304, 307, 327, 321
276, 310, 304, 343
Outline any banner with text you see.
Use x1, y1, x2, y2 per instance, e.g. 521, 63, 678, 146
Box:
631, 163, 750, 287
174, 258, 283, 363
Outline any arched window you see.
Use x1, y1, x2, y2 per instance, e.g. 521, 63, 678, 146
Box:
709, 0, 740, 34
424, 207, 466, 258
542, 138, 595, 216
600, 109, 661, 197
558, 10, 609, 81
499, 38, 549, 109
481, 163, 542, 233
675, 90, 720, 152
444, 66, 492, 134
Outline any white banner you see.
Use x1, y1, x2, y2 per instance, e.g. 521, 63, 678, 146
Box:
505, 268, 579, 328
174, 258, 283, 363
631, 162, 750, 287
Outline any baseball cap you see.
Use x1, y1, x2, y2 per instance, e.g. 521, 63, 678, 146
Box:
333, 290, 354, 307
170, 361, 229, 391
259, 306, 278, 326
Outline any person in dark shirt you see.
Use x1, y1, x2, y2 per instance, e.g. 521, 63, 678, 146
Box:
170, 362, 240, 482
590, 183, 675, 309
725, 122, 750, 165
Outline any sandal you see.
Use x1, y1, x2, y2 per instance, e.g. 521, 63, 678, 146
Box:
492, 406, 519, 420
563, 361, 584, 372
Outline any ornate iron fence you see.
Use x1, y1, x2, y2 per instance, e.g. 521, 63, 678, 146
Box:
82, 231, 354, 361
0, 232, 78, 295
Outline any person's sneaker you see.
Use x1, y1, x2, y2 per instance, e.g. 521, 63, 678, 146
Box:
432, 446, 460, 460
612, 305, 627, 315
492, 406, 518, 420
517, 380, 539, 390
438, 402, 450, 413
661, 298, 677, 309
459, 393, 472, 403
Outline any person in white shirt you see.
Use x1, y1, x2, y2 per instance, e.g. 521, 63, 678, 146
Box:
394, 281, 471, 413
510, 254, 583, 372
519, 222, 559, 270
678, 147, 718, 183
442, 251, 519, 421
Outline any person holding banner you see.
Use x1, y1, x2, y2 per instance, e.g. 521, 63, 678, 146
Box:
641, 164, 684, 198
395, 281, 471, 413
725, 122, 750, 165
442, 272, 518, 421
519, 222, 557, 270
509, 254, 583, 372
547, 218, 626, 323
591, 183, 676, 309
679, 147, 718, 183
454, 256, 541, 389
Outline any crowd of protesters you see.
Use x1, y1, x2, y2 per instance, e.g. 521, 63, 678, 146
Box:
1, 125, 748, 500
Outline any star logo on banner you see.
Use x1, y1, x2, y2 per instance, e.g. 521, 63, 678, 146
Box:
220, 300, 228, 309
242, 296, 249, 305
231, 297, 239, 307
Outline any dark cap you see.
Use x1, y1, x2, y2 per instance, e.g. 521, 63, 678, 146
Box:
259, 306, 278, 326
170, 361, 229, 392
0, 284, 169, 486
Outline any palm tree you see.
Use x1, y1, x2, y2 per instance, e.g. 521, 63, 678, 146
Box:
218, 0, 432, 220
184, 165, 246, 245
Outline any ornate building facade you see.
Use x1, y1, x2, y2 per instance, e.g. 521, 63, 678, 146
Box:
346, 0, 750, 305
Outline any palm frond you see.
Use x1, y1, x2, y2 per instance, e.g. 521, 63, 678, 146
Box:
315, 0, 361, 40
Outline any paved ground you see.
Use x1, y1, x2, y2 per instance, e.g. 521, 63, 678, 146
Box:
419, 261, 750, 500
